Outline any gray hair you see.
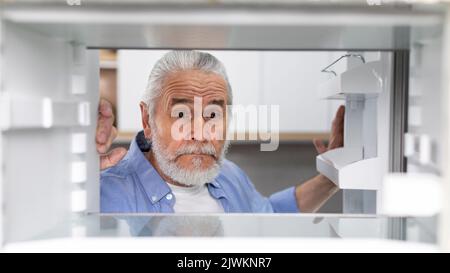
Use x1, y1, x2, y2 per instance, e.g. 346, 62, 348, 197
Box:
142, 50, 233, 118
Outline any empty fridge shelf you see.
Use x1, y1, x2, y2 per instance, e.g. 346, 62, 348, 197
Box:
316, 148, 382, 190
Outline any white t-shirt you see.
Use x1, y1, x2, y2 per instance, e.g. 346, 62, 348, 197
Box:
167, 183, 224, 213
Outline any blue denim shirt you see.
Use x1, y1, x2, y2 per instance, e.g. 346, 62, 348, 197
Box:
100, 132, 299, 213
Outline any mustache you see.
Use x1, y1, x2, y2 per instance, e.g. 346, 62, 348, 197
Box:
173, 143, 217, 159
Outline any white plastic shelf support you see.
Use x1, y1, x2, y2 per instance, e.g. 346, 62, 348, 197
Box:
318, 60, 383, 100
0, 94, 90, 130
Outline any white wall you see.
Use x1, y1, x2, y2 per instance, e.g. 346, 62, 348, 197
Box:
117, 50, 169, 132
117, 50, 342, 135
261, 51, 338, 132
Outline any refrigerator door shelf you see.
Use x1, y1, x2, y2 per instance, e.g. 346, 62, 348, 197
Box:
318, 61, 383, 100
316, 147, 382, 190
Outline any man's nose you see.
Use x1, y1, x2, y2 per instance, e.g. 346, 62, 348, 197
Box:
191, 115, 205, 141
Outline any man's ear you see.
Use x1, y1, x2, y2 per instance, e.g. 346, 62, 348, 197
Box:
140, 102, 152, 140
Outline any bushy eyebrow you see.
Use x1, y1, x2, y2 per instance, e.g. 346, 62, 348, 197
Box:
209, 99, 225, 107
170, 98, 193, 106
170, 98, 225, 107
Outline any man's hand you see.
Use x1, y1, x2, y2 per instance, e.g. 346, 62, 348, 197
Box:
313, 105, 345, 154
96, 99, 127, 170
295, 105, 345, 212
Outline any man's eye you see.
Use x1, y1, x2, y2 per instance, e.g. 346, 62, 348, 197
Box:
171, 105, 191, 119
203, 109, 221, 120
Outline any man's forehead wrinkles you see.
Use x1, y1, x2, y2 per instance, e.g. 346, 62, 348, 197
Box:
165, 77, 225, 83
162, 88, 227, 101
156, 71, 229, 112
164, 92, 226, 103
164, 86, 227, 93
163, 81, 227, 91
163, 72, 226, 85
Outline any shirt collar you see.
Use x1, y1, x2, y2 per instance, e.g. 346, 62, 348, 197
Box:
126, 131, 223, 201
209, 179, 221, 188
124, 133, 171, 204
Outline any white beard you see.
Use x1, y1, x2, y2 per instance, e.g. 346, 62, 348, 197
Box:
150, 131, 230, 187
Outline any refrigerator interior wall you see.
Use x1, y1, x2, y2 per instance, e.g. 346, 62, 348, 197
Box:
0, 21, 99, 243
403, 26, 444, 244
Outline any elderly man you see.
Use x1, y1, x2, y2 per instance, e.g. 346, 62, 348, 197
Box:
98, 50, 344, 213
